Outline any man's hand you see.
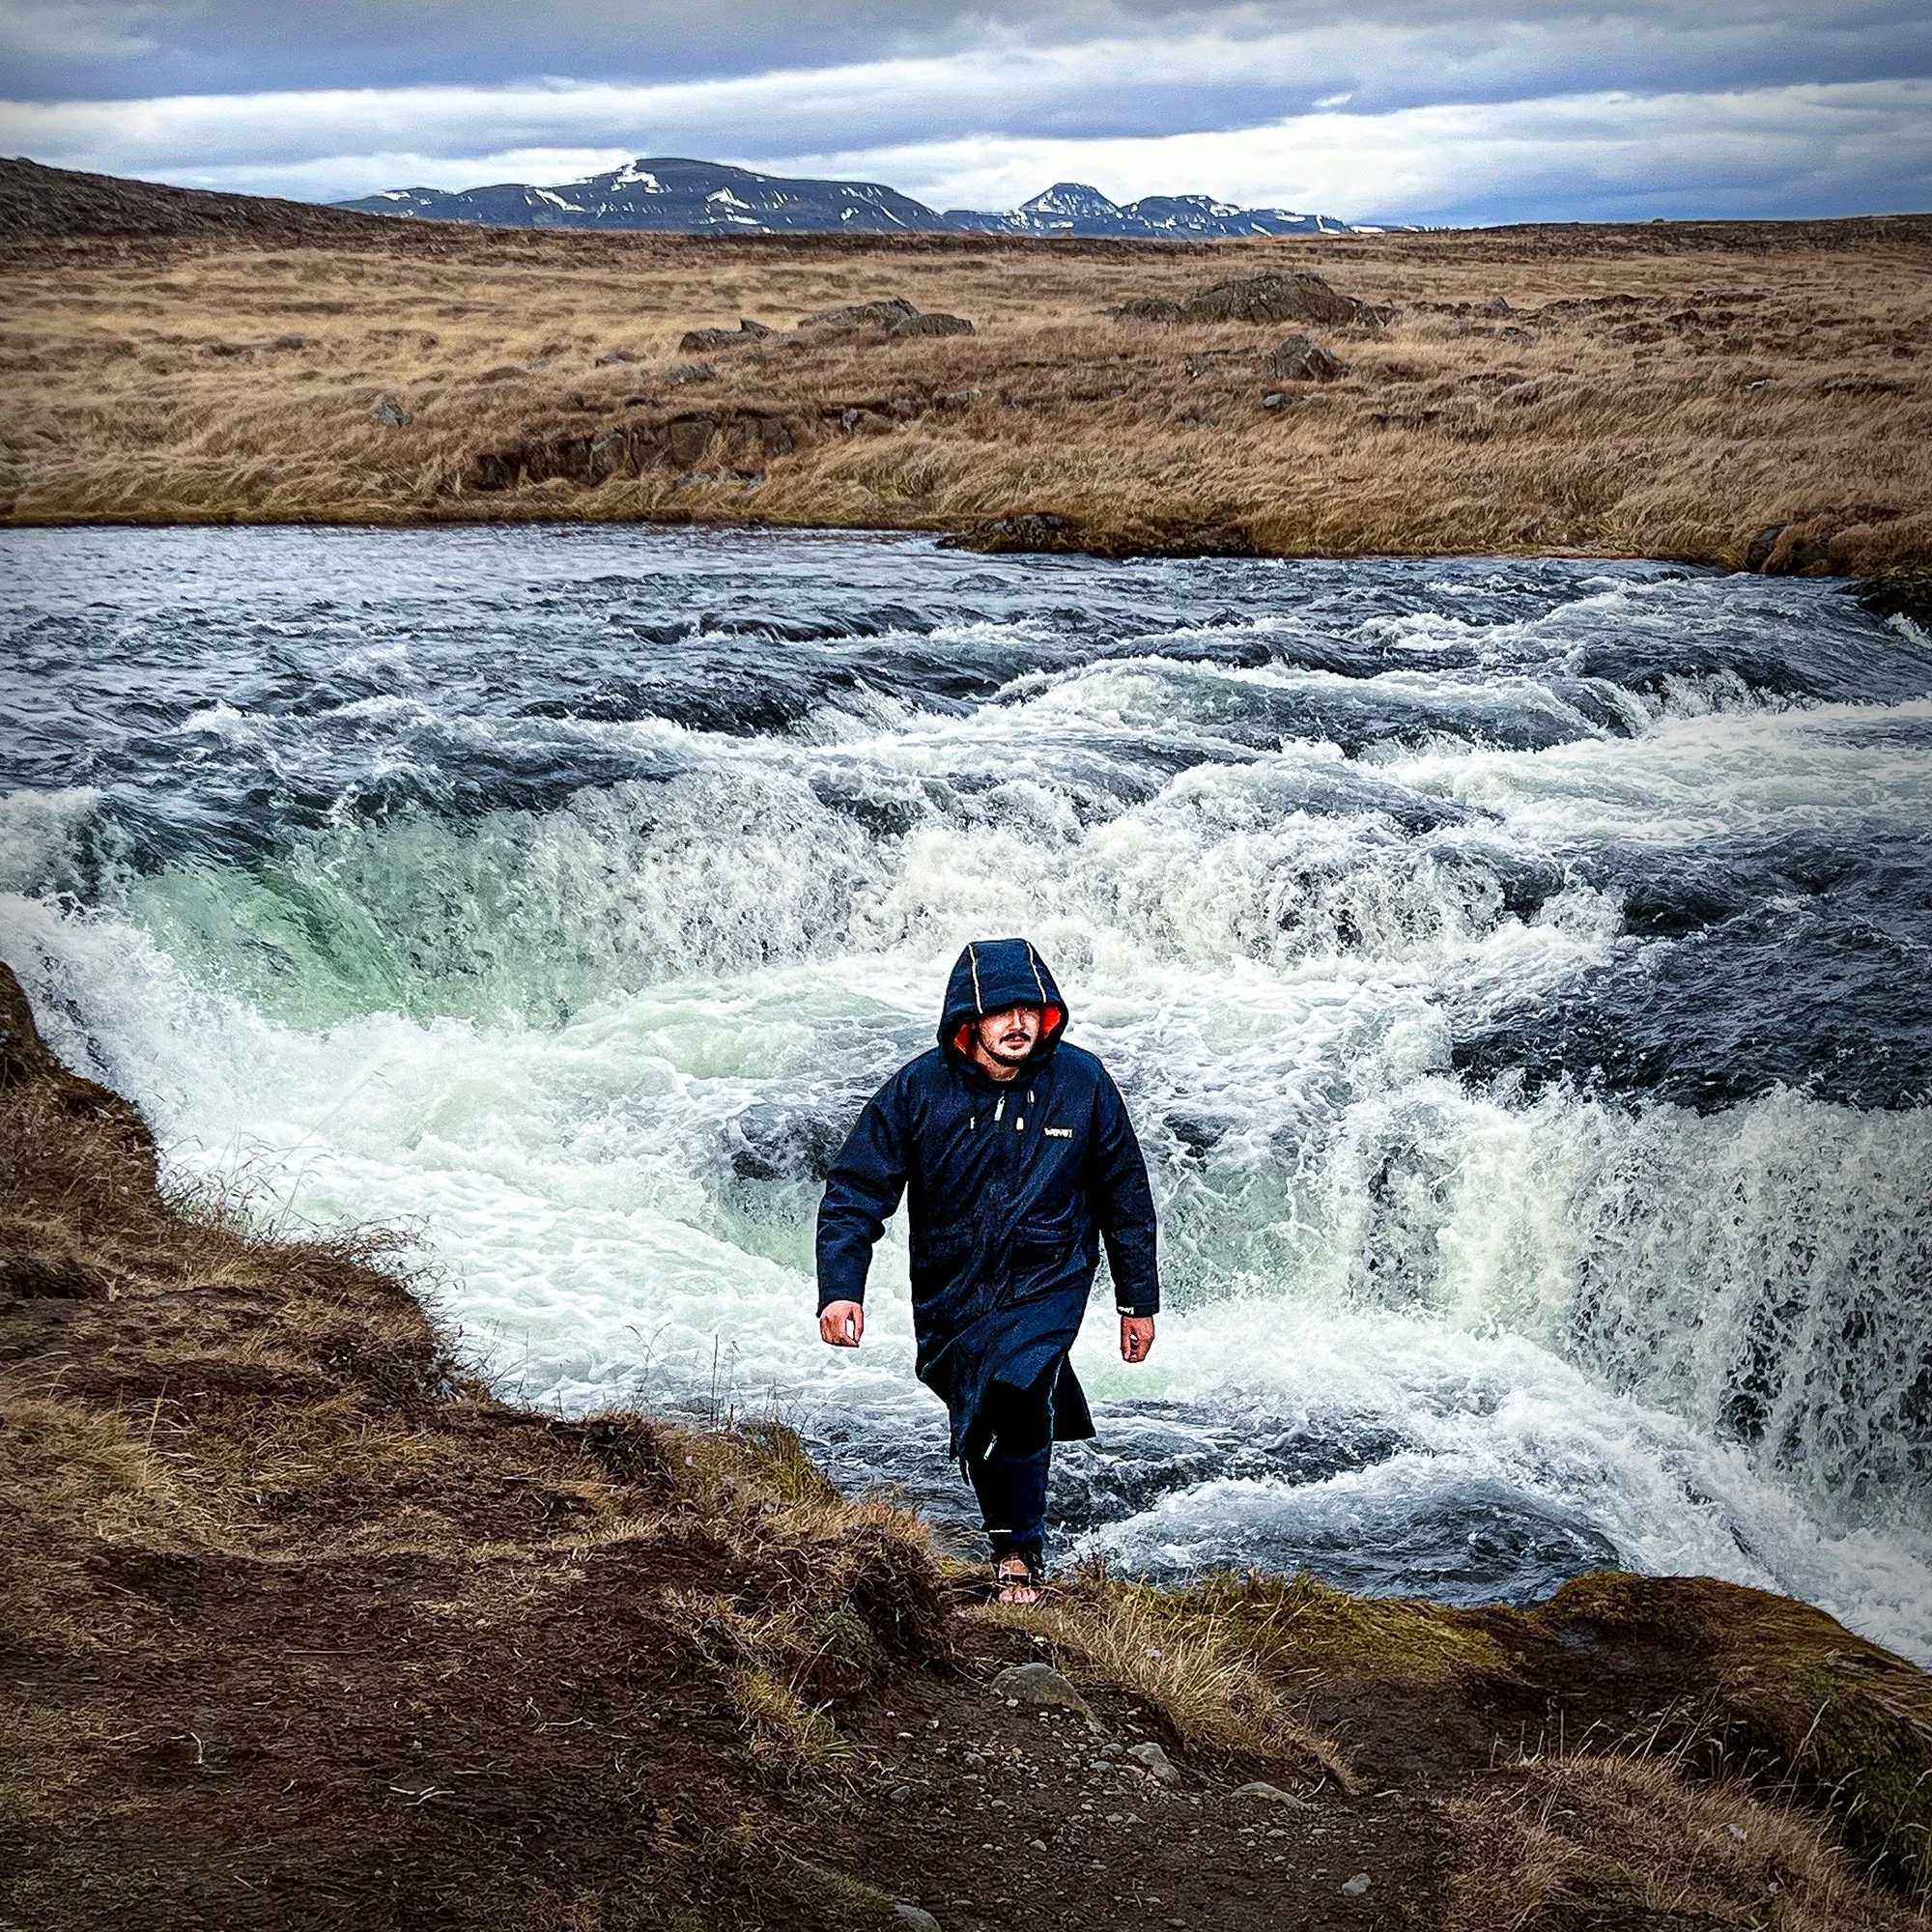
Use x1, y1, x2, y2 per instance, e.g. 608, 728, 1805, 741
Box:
1121, 1315, 1155, 1364
819, 1299, 865, 1348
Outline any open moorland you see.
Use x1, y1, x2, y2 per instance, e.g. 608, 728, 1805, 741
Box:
6, 956, 1932, 1930
1, 158, 1928, 574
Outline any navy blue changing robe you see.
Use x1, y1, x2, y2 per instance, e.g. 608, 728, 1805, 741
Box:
815, 939, 1160, 1459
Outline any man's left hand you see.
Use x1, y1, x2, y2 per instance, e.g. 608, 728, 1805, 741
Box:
1121, 1315, 1155, 1363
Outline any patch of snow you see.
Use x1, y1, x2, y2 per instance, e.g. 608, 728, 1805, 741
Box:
706, 189, 751, 208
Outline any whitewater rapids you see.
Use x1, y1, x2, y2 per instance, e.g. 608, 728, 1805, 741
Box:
3, 526, 1927, 1658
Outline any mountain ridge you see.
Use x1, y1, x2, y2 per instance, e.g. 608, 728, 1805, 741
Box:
337, 155, 1363, 238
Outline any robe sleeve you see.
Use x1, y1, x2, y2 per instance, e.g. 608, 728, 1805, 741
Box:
815, 1076, 909, 1313
1085, 1065, 1161, 1317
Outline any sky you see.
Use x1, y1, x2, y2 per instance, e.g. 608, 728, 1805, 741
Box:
1, 1, 1928, 225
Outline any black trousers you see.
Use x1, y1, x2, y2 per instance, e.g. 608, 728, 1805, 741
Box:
965, 1361, 1057, 1565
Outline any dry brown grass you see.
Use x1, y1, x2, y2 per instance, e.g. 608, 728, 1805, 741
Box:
1449, 1751, 1925, 1932
2, 215, 1927, 571
981, 1570, 1366, 1787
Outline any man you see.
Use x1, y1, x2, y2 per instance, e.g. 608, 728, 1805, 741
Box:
816, 937, 1160, 1604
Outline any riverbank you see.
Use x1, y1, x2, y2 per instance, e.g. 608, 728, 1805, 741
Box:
2, 159, 1927, 576
5, 961, 1929, 1931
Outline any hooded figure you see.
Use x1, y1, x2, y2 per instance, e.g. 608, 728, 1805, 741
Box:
816, 938, 1160, 1593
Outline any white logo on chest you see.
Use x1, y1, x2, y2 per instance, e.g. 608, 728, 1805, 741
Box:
1043, 1125, 1074, 1138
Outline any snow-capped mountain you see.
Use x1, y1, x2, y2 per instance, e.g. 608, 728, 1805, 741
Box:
945, 182, 1351, 239
337, 157, 942, 234
338, 158, 1357, 239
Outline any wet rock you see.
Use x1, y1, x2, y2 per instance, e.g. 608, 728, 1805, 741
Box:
943, 511, 1084, 554
1232, 1780, 1312, 1808
1256, 334, 1346, 382
991, 1662, 1095, 1721
662, 362, 715, 385
802, 297, 919, 328
1126, 1741, 1179, 1785
888, 312, 974, 337
941, 513, 1256, 560
370, 394, 412, 428
1855, 576, 1932, 627
677, 319, 773, 353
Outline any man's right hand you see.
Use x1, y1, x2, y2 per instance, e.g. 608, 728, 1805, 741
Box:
819, 1299, 865, 1348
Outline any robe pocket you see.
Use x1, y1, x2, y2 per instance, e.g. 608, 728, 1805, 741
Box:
1007, 1207, 1087, 1295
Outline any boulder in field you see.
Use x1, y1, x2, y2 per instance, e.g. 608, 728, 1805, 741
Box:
662, 362, 715, 385
677, 319, 774, 353
1182, 270, 1388, 328
888, 311, 974, 337
1256, 334, 1347, 382
801, 296, 919, 327
370, 394, 412, 427
1107, 295, 1184, 324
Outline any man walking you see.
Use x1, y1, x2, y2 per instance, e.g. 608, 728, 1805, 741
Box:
816, 938, 1160, 1604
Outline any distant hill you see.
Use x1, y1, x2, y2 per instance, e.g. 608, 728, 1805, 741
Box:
338, 156, 1360, 239
0, 155, 391, 247
340, 157, 954, 235
946, 181, 1354, 239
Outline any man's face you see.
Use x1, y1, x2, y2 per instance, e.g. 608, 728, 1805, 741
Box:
975, 1003, 1042, 1066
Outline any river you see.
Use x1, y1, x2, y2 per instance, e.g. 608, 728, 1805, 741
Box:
4, 525, 1927, 1658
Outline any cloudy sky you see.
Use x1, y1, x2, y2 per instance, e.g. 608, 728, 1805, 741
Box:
2, 1, 1927, 224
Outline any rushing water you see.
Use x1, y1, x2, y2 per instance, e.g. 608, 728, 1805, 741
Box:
5, 526, 1929, 1656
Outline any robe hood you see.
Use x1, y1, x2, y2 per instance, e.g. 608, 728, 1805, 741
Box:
939, 938, 1068, 1071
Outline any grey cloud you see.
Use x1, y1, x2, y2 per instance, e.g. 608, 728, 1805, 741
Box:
6, 0, 1928, 105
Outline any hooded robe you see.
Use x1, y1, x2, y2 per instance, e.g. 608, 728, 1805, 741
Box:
815, 938, 1160, 1459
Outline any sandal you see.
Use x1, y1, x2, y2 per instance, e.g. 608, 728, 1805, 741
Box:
994, 1553, 1046, 1605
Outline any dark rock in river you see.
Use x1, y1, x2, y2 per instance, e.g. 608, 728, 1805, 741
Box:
941, 512, 1256, 559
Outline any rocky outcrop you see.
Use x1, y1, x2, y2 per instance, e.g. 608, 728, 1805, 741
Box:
1256, 334, 1347, 382
676, 319, 774, 354
887, 311, 973, 337
465, 411, 796, 491
942, 512, 1257, 559
1744, 501, 1901, 574
798, 298, 974, 338
801, 297, 919, 328
1110, 271, 1390, 331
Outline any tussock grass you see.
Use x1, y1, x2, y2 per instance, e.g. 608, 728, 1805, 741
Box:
1449, 1752, 1925, 1931
982, 1570, 1356, 1787
2, 218, 1926, 570
726, 1664, 859, 1779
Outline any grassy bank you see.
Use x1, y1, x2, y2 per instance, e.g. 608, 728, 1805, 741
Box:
4, 957, 1930, 1931
1, 160, 1927, 574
